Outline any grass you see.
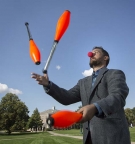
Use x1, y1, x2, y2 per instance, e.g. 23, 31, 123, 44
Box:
0, 131, 82, 144
0, 128, 134, 144
54, 128, 135, 142
129, 127, 135, 142
54, 129, 83, 136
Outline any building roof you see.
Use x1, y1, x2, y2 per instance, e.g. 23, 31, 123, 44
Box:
40, 109, 59, 115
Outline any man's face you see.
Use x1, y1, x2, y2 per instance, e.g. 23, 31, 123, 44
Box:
89, 49, 105, 68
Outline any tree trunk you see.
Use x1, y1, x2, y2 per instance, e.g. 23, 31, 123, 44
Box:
7, 129, 11, 135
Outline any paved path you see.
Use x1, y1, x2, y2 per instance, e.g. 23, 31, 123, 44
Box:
48, 131, 135, 144
48, 131, 83, 139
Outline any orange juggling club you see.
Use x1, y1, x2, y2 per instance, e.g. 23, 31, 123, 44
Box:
25, 22, 41, 65
54, 10, 70, 42
46, 110, 82, 128
43, 10, 70, 73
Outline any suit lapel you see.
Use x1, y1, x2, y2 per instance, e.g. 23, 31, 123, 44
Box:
85, 76, 92, 103
89, 67, 108, 102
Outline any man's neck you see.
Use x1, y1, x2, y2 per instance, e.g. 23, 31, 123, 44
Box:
93, 65, 106, 72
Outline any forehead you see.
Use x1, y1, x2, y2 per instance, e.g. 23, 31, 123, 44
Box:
92, 48, 102, 53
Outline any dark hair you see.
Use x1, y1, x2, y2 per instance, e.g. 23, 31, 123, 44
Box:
92, 46, 110, 66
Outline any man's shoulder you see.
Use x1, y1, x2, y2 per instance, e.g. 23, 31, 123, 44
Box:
107, 69, 124, 73
79, 75, 91, 83
106, 69, 126, 77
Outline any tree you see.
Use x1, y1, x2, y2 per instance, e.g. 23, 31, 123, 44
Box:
132, 107, 135, 126
125, 108, 135, 125
132, 107, 135, 116
0, 93, 29, 134
27, 108, 42, 131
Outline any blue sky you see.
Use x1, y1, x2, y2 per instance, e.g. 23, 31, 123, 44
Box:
0, 0, 135, 116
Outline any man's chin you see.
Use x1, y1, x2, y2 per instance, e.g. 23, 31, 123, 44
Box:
89, 63, 93, 68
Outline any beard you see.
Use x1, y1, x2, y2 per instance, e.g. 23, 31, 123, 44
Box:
89, 58, 103, 68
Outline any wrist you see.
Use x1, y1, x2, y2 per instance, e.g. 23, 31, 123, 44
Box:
93, 103, 103, 116
92, 104, 98, 114
45, 81, 50, 88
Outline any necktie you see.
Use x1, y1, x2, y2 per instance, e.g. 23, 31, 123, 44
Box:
92, 73, 97, 87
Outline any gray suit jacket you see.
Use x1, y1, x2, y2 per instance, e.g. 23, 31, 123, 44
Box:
44, 67, 131, 144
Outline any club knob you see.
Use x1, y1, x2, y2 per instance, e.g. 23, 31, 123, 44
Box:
46, 117, 54, 127
25, 22, 29, 26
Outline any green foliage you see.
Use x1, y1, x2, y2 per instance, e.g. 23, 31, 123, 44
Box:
125, 108, 135, 125
131, 107, 135, 126
0, 93, 29, 134
27, 108, 43, 131
132, 107, 135, 116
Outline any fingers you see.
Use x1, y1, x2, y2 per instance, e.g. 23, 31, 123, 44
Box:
31, 72, 49, 86
31, 73, 42, 80
77, 108, 83, 114
78, 111, 87, 123
80, 111, 88, 123
31, 73, 38, 79
31, 73, 42, 83
31, 73, 48, 79
76, 105, 96, 123
77, 108, 86, 123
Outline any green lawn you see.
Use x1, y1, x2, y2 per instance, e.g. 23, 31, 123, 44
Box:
129, 127, 135, 142
0, 132, 82, 144
0, 128, 134, 144
54, 129, 83, 136
54, 128, 135, 142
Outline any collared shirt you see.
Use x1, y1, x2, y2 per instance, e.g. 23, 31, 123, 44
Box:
92, 68, 103, 116
92, 69, 100, 87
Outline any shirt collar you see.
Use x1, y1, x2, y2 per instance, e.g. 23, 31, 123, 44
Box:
92, 67, 104, 76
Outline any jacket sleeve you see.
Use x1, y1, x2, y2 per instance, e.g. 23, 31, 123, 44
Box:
96, 70, 129, 117
43, 81, 81, 105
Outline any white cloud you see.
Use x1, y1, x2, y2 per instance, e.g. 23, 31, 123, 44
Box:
0, 83, 8, 93
8, 88, 22, 95
0, 83, 22, 95
56, 65, 61, 70
82, 68, 93, 77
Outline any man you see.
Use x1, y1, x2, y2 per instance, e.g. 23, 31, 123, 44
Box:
31, 46, 130, 144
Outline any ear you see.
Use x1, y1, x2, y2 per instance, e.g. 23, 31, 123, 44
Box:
104, 56, 109, 61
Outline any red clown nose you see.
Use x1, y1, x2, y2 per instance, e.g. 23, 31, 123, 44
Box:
88, 52, 94, 57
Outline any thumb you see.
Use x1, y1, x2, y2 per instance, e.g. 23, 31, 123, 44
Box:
77, 108, 83, 114
43, 70, 49, 81
43, 73, 49, 78
76, 108, 84, 123
77, 108, 87, 123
